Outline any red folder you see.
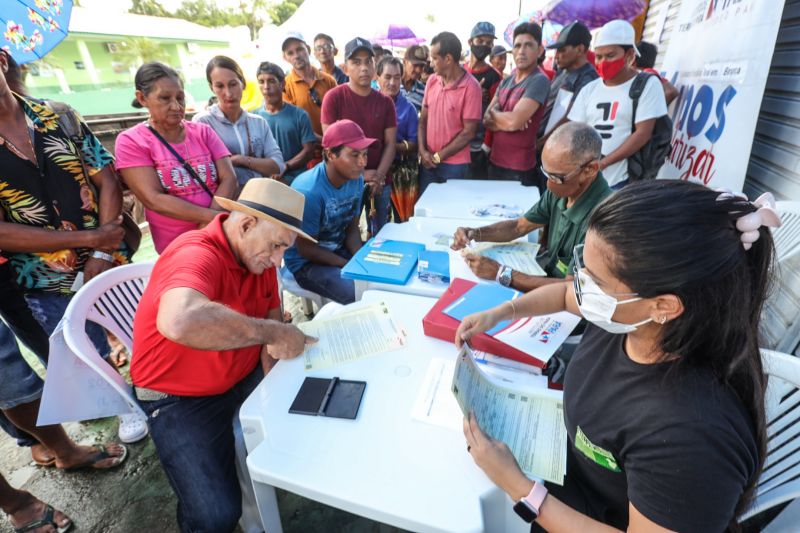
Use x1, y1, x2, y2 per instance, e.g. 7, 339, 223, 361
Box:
422, 278, 546, 370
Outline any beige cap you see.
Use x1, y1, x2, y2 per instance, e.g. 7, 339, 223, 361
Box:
215, 178, 317, 243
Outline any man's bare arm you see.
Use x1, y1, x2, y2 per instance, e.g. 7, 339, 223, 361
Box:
157, 287, 314, 358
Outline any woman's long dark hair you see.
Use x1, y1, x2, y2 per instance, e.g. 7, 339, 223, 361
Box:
588, 179, 772, 526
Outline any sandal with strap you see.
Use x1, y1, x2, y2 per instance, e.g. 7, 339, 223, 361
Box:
13, 503, 73, 533
63, 444, 128, 471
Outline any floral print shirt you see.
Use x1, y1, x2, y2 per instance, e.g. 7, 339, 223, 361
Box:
0, 94, 125, 293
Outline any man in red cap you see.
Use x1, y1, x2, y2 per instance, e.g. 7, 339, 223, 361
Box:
284, 119, 374, 303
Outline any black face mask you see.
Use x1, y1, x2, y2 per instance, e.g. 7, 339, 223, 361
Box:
470, 44, 491, 62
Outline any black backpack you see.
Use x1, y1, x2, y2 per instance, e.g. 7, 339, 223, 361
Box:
627, 73, 673, 182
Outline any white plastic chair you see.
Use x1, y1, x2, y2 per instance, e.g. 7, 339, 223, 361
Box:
61, 262, 154, 419
739, 349, 800, 521
278, 266, 329, 317
774, 201, 800, 262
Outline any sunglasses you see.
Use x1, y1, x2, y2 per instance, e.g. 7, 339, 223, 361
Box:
542, 158, 596, 185
309, 87, 322, 107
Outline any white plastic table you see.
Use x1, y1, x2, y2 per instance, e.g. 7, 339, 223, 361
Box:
353, 217, 479, 300
239, 291, 529, 533
414, 180, 540, 221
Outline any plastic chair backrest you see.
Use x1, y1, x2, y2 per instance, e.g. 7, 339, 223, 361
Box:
61, 262, 155, 418
740, 349, 800, 520
761, 252, 800, 354
775, 201, 800, 262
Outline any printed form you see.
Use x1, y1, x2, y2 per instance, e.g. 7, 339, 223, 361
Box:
451, 344, 567, 485
466, 241, 546, 276
299, 301, 406, 371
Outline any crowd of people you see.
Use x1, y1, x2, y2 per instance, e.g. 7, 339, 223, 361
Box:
0, 14, 782, 533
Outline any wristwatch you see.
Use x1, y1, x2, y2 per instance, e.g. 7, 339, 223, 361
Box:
513, 481, 548, 523
432, 152, 442, 165
497, 265, 513, 287
91, 250, 115, 263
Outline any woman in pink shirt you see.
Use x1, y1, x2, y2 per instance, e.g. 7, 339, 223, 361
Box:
115, 63, 238, 253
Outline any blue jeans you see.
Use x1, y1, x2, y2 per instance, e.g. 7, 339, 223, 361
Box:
0, 264, 50, 446
24, 291, 111, 359
0, 321, 44, 410
418, 162, 469, 195
293, 248, 355, 304
488, 163, 538, 187
137, 367, 263, 533
373, 184, 393, 233
610, 179, 629, 191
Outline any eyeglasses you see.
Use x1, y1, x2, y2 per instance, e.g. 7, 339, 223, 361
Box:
309, 87, 321, 106
572, 244, 638, 306
542, 158, 597, 185
315, 44, 334, 52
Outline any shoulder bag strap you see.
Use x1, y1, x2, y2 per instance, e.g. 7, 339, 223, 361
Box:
146, 124, 214, 198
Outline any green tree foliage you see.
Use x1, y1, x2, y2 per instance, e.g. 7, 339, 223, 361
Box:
117, 37, 170, 68
127, 0, 306, 41
129, 0, 171, 17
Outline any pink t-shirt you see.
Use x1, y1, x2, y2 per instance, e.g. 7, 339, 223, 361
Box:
115, 121, 230, 253
422, 71, 482, 165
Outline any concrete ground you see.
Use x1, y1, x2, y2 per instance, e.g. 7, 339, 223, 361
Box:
1, 230, 409, 533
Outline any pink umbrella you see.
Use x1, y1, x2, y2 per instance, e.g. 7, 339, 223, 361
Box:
372, 24, 425, 48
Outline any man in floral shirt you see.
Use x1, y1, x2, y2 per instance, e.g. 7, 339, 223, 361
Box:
0, 48, 145, 443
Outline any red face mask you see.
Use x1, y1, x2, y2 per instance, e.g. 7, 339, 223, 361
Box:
597, 55, 627, 81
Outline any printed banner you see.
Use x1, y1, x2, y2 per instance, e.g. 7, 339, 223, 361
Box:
657, 0, 783, 190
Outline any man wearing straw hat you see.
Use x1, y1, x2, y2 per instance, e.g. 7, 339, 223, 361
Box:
131, 178, 317, 532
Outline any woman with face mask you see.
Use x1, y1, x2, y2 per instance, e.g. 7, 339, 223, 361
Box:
455, 180, 778, 532
116, 62, 238, 253
193, 56, 285, 187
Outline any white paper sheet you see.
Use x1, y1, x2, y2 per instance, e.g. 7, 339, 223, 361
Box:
467, 242, 546, 277
410, 358, 463, 431
451, 345, 567, 485
299, 301, 407, 371
543, 87, 573, 136
38, 319, 137, 425
492, 311, 582, 365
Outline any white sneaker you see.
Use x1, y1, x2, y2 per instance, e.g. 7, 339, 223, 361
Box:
118, 411, 148, 443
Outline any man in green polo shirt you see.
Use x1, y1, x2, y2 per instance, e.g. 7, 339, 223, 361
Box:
452, 122, 610, 291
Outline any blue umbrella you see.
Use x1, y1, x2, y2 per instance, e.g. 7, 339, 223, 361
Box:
2, 0, 73, 64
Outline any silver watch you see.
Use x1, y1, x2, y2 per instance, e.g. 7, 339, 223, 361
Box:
91, 250, 115, 263
497, 265, 513, 287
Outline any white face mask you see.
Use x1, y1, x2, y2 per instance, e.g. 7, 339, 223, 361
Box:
575, 270, 652, 334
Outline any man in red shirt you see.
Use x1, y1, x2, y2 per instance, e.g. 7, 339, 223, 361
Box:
131, 178, 316, 532
418, 31, 482, 194
485, 22, 550, 187
321, 37, 397, 231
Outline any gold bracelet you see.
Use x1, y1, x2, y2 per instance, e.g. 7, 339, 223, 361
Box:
402, 140, 409, 152
508, 299, 517, 321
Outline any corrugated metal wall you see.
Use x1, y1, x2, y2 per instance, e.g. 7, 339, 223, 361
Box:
744, 0, 800, 201
639, 0, 682, 70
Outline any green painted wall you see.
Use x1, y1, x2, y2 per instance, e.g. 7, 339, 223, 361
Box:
24, 35, 225, 115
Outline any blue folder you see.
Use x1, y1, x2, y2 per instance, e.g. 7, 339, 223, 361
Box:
442, 283, 521, 335
341, 239, 426, 285
418, 250, 450, 283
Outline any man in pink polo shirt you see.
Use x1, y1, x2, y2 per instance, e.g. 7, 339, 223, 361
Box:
418, 31, 482, 193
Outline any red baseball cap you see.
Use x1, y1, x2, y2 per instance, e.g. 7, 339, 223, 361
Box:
322, 119, 377, 150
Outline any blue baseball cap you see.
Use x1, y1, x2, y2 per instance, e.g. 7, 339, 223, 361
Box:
471, 21, 497, 40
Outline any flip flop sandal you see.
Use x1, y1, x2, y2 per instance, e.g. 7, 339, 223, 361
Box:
31, 450, 56, 468
64, 444, 128, 471
13, 504, 73, 533
108, 345, 128, 367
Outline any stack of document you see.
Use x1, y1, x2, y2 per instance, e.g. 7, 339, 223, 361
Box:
341, 239, 425, 285
299, 301, 407, 371
452, 344, 567, 485
441, 281, 580, 367
464, 241, 545, 277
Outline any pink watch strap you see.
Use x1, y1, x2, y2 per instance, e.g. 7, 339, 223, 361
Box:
523, 481, 548, 514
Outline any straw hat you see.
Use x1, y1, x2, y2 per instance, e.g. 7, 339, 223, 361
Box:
215, 178, 317, 243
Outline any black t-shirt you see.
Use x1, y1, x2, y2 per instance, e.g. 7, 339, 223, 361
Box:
553, 324, 758, 532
